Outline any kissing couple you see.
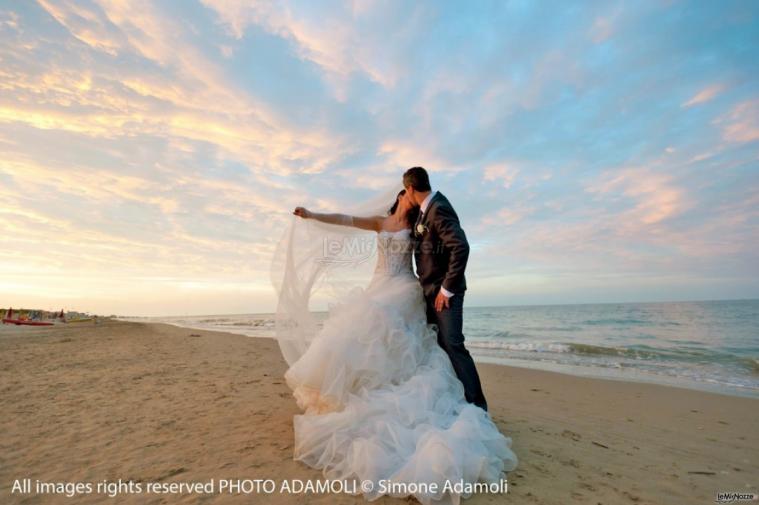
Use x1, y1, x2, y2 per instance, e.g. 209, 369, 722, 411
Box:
272, 166, 517, 505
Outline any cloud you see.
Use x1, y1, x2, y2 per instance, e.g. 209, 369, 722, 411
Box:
1, 0, 757, 314
377, 140, 463, 174
198, 0, 428, 90
588, 5, 624, 44
479, 206, 534, 228
25, 0, 357, 177
713, 99, 759, 143
585, 165, 690, 225
682, 83, 725, 108
36, 0, 126, 56
482, 163, 519, 189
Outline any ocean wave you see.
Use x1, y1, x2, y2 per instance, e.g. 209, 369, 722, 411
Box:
467, 340, 571, 353
580, 318, 653, 326
741, 357, 759, 374
229, 320, 274, 327
567, 343, 663, 359
468, 339, 759, 374
522, 326, 583, 332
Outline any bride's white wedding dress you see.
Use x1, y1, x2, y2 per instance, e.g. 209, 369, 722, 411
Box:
283, 228, 518, 505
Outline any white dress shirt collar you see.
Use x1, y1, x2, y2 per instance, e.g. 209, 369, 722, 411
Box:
420, 190, 436, 214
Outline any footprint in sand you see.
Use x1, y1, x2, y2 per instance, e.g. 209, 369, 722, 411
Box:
561, 429, 582, 442
560, 458, 581, 468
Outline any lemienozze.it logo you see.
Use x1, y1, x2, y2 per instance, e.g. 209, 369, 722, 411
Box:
715, 491, 758, 503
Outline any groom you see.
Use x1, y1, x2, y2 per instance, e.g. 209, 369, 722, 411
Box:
403, 166, 489, 412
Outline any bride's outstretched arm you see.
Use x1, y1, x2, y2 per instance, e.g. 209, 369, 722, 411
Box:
293, 207, 382, 231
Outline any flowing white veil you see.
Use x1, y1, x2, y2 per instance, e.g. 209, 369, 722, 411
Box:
270, 181, 405, 366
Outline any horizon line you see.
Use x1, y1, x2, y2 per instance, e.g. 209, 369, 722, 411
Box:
113, 296, 759, 319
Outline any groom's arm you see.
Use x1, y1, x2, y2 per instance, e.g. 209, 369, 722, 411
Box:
433, 204, 470, 295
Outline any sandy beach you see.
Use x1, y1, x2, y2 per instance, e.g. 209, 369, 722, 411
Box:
1, 319, 756, 504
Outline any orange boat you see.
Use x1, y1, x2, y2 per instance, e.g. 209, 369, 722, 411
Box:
2, 307, 55, 326
2, 320, 54, 326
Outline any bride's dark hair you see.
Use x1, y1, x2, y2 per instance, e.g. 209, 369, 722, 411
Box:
388, 189, 420, 229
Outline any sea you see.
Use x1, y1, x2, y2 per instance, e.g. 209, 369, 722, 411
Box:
120, 299, 759, 399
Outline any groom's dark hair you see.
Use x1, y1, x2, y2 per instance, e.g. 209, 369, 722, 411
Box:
403, 166, 431, 192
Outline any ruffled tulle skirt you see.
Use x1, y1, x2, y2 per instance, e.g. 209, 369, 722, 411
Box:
283, 272, 518, 505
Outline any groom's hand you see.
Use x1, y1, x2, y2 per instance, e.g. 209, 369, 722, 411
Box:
434, 290, 450, 312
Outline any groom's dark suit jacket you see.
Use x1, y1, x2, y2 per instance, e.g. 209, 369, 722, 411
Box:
412, 192, 470, 300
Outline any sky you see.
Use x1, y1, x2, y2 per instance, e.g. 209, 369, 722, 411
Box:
0, 0, 757, 316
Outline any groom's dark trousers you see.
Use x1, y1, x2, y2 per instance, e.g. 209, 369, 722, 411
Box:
424, 292, 488, 411
414, 191, 488, 412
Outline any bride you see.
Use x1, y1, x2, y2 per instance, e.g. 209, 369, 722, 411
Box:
271, 187, 517, 505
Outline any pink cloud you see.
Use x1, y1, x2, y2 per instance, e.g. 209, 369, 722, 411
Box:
682, 83, 725, 108
477, 206, 534, 229
482, 163, 519, 189
199, 0, 420, 91
713, 99, 759, 143
589, 16, 614, 43
585, 166, 690, 224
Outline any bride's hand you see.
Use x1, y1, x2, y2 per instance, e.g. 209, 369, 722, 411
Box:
293, 206, 311, 219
